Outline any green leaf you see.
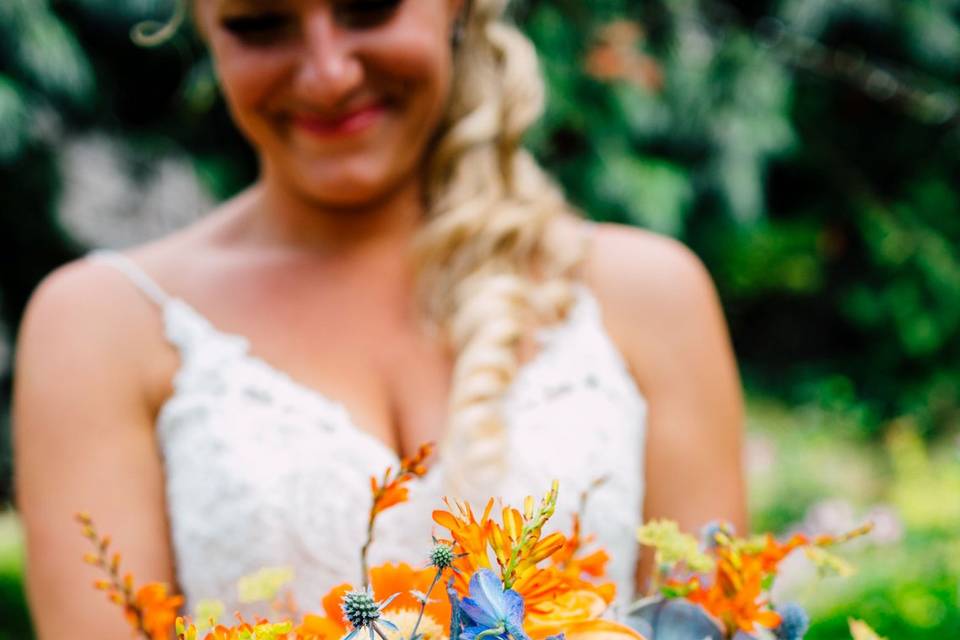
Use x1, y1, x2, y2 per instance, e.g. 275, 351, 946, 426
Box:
0, 75, 29, 162
0, 0, 95, 104
596, 151, 693, 236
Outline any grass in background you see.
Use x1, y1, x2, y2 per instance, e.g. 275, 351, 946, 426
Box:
747, 399, 960, 639
0, 510, 31, 640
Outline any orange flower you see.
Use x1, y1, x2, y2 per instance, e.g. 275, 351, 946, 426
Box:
525, 589, 606, 637
433, 497, 498, 592
133, 583, 184, 640
562, 619, 647, 640
549, 513, 616, 600
434, 483, 568, 595
298, 613, 345, 640
370, 443, 434, 517
685, 545, 783, 634
433, 491, 618, 623
525, 589, 644, 640
757, 533, 808, 574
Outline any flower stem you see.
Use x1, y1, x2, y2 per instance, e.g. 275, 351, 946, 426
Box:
360, 512, 376, 588
474, 626, 506, 640
408, 569, 443, 640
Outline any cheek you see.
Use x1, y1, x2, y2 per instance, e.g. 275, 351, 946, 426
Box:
210, 41, 294, 132
369, 7, 453, 109
374, 45, 453, 171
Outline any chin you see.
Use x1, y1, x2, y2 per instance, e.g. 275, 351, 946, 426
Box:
293, 170, 403, 210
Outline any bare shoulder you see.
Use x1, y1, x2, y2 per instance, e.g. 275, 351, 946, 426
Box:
21, 256, 157, 355
581, 223, 729, 391
17, 255, 175, 410
584, 223, 716, 314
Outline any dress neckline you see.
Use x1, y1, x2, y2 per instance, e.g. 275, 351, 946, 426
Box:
155, 282, 626, 468
87, 246, 643, 467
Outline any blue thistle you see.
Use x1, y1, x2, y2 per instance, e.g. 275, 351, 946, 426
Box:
774, 603, 810, 640
341, 586, 401, 640
430, 543, 456, 570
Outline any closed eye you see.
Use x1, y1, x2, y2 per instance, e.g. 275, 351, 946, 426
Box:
334, 0, 403, 28
220, 13, 294, 42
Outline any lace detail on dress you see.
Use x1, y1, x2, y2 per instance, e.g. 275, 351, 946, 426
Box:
87, 250, 648, 620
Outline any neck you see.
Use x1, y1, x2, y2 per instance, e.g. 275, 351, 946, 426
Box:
233, 165, 426, 259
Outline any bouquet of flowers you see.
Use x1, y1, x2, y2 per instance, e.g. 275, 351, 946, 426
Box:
78, 442, 880, 640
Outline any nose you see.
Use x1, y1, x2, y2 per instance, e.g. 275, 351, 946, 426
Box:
294, 9, 365, 110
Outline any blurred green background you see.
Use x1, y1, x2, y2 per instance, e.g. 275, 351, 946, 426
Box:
0, 0, 958, 638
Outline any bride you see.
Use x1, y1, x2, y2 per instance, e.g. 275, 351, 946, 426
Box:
13, 0, 746, 637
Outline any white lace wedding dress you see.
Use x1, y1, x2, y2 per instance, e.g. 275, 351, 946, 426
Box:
87, 249, 648, 620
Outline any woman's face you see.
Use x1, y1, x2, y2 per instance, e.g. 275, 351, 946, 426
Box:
195, 0, 463, 208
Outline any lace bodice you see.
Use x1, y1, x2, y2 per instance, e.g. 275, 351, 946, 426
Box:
87, 249, 648, 620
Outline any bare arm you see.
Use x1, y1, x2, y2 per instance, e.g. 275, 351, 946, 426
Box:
585, 225, 747, 595
13, 261, 177, 639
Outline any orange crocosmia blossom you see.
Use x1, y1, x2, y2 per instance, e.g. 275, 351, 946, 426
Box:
131, 582, 184, 640
370, 444, 434, 517
687, 551, 781, 634
757, 532, 807, 573
434, 499, 570, 606
686, 530, 808, 634
434, 497, 616, 613
433, 498, 497, 593
373, 483, 411, 515
548, 513, 616, 602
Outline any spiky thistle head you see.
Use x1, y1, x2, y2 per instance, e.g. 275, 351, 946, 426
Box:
342, 588, 382, 628
430, 543, 456, 570
774, 603, 810, 640
340, 587, 402, 640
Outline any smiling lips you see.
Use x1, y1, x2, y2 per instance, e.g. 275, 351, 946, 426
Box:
291, 102, 387, 138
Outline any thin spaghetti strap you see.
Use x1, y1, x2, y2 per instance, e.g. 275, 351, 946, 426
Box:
87, 249, 170, 308
580, 218, 599, 242
571, 218, 599, 281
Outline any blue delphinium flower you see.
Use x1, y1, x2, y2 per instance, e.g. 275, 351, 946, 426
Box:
459, 569, 529, 640
774, 603, 810, 640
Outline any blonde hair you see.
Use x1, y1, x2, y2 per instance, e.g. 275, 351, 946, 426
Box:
415, 0, 588, 500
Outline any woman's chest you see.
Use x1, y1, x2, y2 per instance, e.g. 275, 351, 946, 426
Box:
153, 285, 649, 613
158, 347, 648, 616
148, 290, 456, 459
